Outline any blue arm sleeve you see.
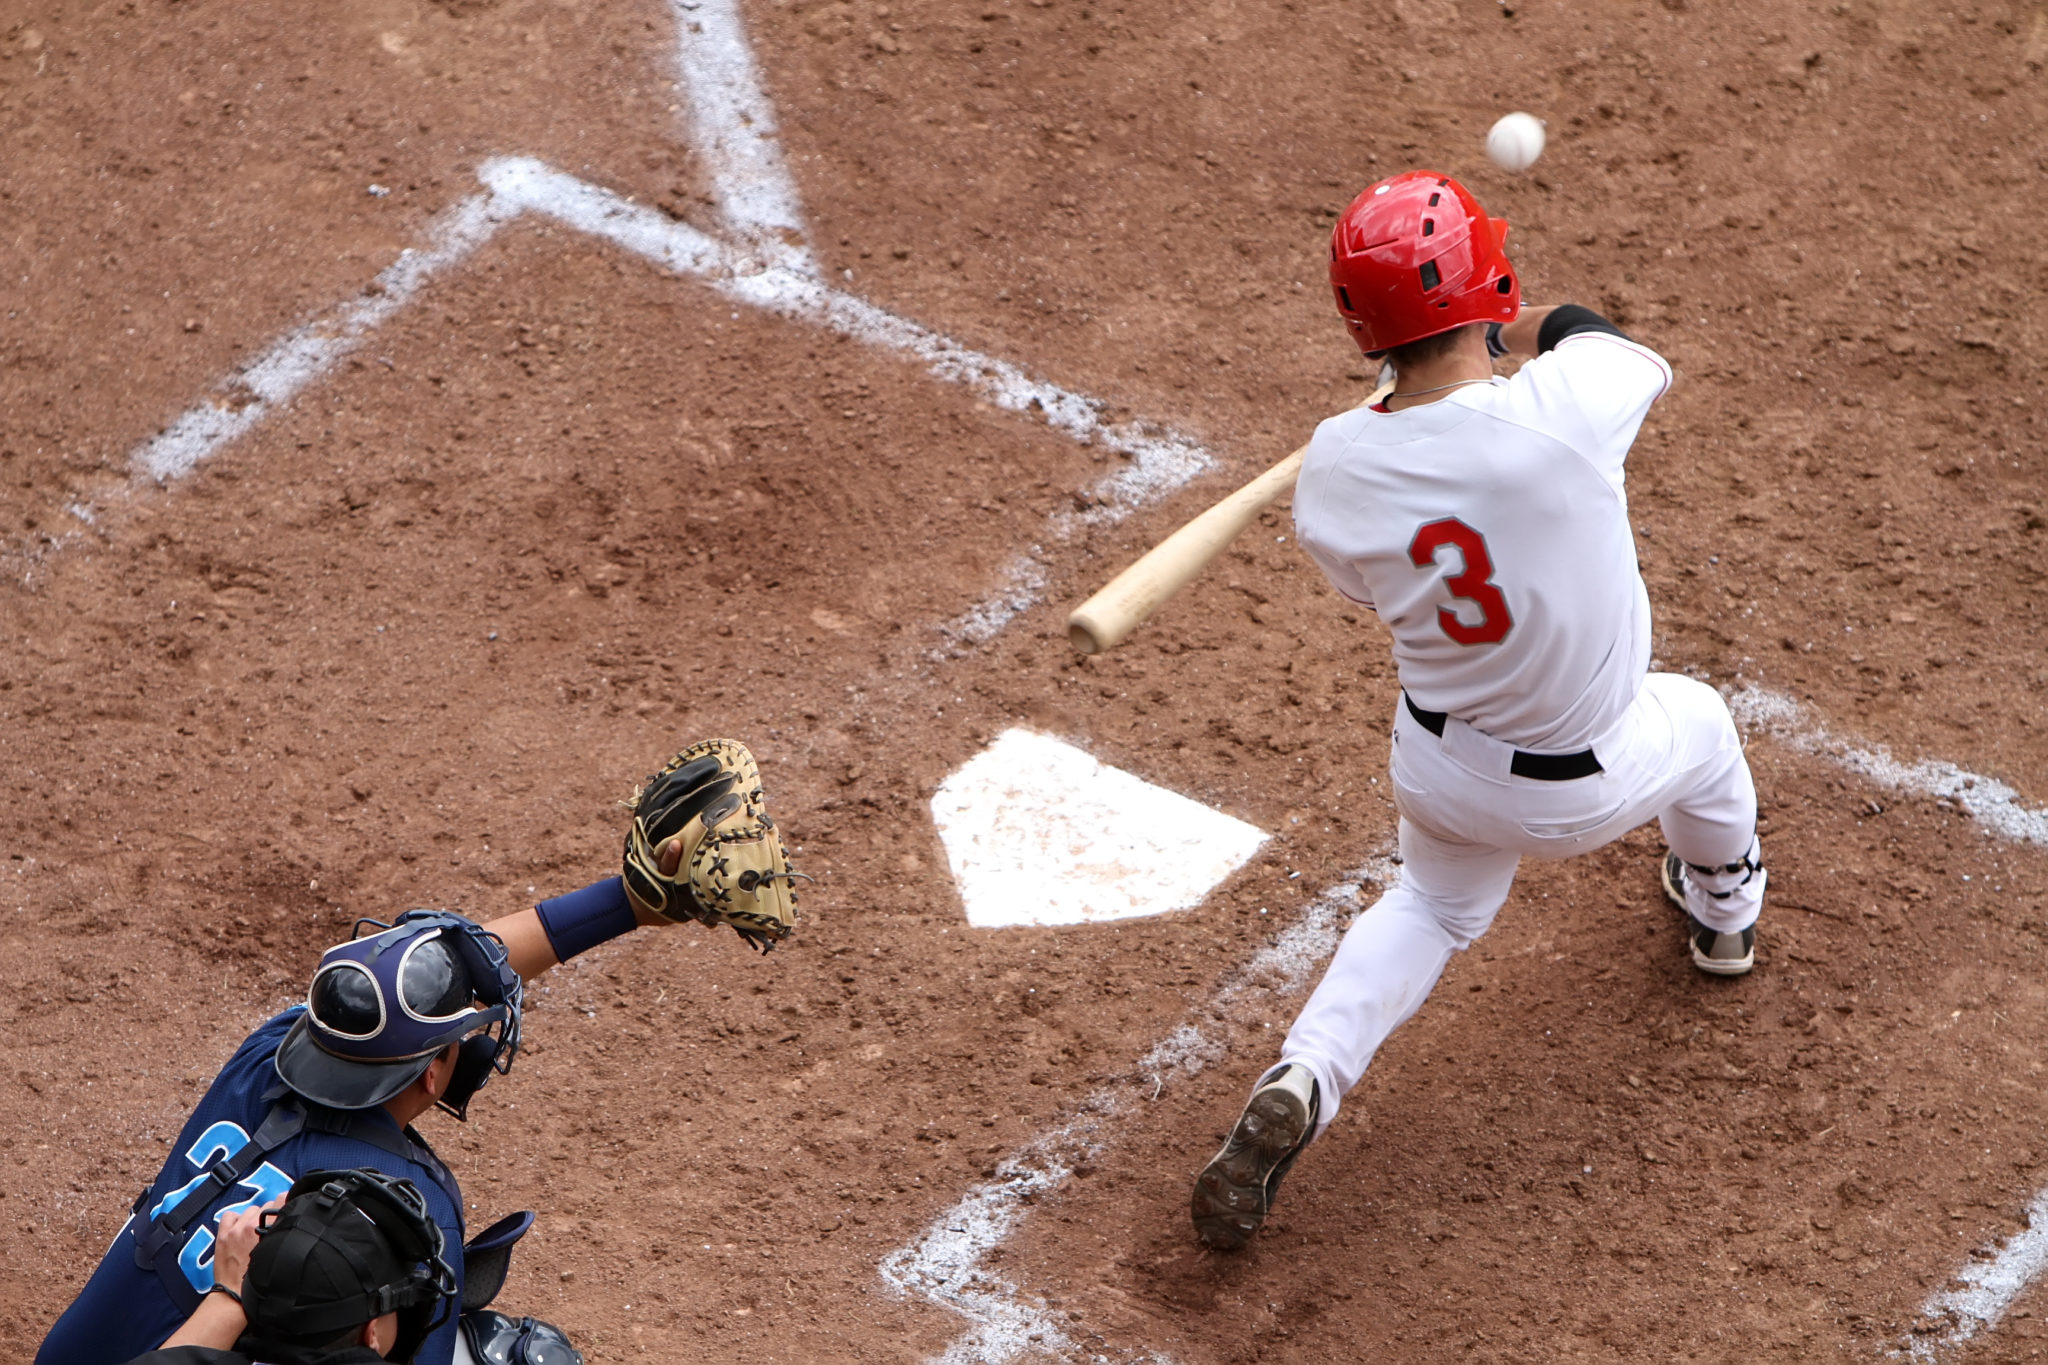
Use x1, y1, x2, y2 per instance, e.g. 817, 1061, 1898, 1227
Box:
534, 877, 639, 962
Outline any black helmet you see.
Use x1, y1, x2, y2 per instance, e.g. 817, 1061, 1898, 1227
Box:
240, 1168, 457, 1364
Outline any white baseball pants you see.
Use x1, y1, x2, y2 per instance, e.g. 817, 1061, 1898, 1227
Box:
1280, 673, 1765, 1134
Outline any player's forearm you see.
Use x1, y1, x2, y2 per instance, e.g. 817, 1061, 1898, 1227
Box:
1495, 305, 1560, 358
160, 1291, 246, 1350
1498, 304, 1638, 360
484, 907, 564, 981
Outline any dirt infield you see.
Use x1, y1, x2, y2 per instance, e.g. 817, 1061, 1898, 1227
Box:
4, 0, 2048, 1361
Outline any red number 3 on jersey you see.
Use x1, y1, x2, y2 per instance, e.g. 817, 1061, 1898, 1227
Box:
1407, 518, 1514, 646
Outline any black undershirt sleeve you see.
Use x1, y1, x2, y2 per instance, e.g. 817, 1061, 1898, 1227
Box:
1536, 303, 1630, 353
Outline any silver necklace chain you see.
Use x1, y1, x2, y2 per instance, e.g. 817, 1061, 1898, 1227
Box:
1387, 377, 1491, 404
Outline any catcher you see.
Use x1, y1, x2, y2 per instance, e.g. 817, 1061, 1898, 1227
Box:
38, 739, 799, 1365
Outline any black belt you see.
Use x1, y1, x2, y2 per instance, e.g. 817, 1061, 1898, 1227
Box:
1404, 694, 1603, 782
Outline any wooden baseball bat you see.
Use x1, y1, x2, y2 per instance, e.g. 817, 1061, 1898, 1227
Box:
1067, 379, 1392, 655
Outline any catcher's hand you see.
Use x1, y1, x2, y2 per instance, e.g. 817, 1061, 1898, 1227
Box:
621, 739, 803, 952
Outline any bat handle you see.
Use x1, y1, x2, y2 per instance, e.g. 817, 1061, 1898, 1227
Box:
1068, 611, 1114, 656
1063, 380, 1391, 655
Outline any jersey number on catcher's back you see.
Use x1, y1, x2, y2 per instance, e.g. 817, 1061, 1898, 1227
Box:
1408, 518, 1513, 646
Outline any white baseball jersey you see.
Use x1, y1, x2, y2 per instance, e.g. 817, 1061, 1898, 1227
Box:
1294, 333, 1673, 752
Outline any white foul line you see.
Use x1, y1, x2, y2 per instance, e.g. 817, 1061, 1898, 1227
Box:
1728, 685, 2048, 848
114, 154, 1212, 644
102, 0, 1227, 649
879, 858, 1396, 1364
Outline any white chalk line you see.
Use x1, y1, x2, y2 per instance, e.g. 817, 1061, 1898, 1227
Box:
90, 5, 1213, 1351
477, 156, 1214, 646
658, 0, 1214, 644
118, 0, 823, 488
3, 190, 511, 581
1727, 685, 2048, 1357
1729, 685, 2048, 849
879, 856, 1396, 1364
133, 192, 516, 485
667, 0, 814, 275
1897, 1186, 2048, 1361
105, 152, 1211, 648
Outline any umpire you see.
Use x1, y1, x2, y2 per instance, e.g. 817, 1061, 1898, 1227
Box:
128, 1168, 457, 1365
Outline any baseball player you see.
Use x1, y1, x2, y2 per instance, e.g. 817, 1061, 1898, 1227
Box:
1190, 170, 1766, 1250
39, 739, 799, 1365
129, 1167, 462, 1365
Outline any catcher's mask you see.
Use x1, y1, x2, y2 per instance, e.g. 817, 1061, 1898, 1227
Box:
241, 1167, 457, 1365
461, 1311, 586, 1365
276, 910, 522, 1119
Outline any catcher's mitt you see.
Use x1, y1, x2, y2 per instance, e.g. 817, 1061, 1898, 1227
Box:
621, 738, 802, 952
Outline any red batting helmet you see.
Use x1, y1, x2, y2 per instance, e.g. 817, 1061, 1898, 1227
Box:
1328, 170, 1520, 355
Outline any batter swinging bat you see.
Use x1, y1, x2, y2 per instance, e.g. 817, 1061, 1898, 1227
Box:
1067, 378, 1393, 654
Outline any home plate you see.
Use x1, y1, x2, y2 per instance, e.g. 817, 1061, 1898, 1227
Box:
930, 729, 1268, 929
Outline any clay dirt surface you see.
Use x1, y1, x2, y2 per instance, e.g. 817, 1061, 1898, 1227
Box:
3, 0, 2047, 1362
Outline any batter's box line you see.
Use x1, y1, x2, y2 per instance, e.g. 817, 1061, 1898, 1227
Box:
473, 157, 1216, 645
0, 190, 512, 583
879, 855, 1397, 1364
901, 684, 2048, 1364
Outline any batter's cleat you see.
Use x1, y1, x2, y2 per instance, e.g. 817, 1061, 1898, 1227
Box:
1662, 850, 1755, 976
1191, 1063, 1319, 1251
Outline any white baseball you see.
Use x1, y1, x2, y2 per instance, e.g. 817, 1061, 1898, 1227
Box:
1486, 112, 1546, 172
